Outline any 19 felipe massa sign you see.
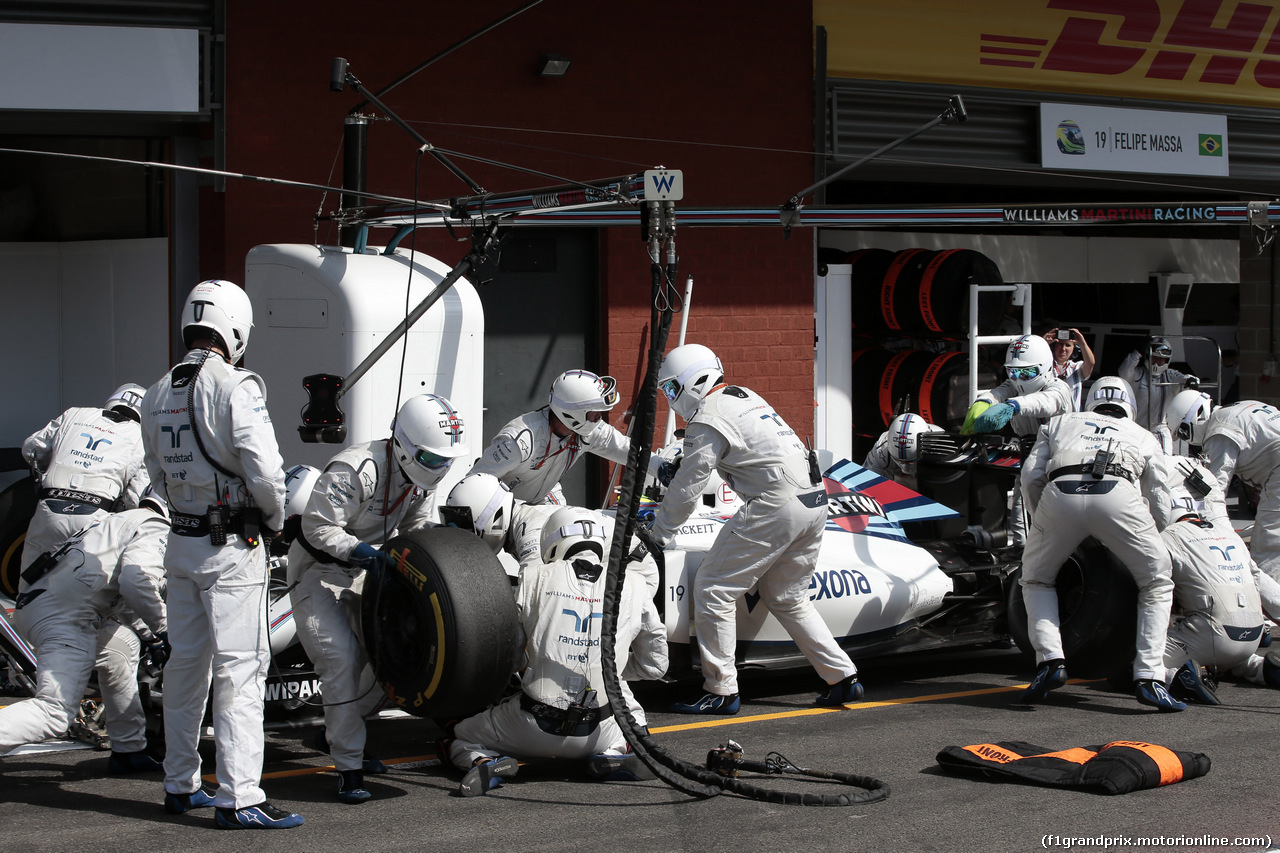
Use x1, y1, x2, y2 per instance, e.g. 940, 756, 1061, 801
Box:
1040, 102, 1228, 177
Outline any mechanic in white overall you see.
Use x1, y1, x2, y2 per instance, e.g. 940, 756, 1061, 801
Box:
1120, 337, 1199, 451
19, 383, 157, 768
0, 497, 168, 771
1149, 456, 1280, 697
861, 412, 943, 486
289, 393, 468, 804
21, 384, 151, 575
446, 506, 668, 796
1166, 392, 1280, 583
648, 344, 860, 715
141, 279, 302, 829
469, 369, 660, 505
1018, 376, 1183, 710
443, 471, 663, 724
972, 335, 1074, 546
1045, 327, 1095, 411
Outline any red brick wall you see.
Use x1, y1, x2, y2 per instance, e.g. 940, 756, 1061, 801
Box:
217, 0, 818, 435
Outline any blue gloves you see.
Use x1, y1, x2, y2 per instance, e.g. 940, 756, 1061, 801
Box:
349, 542, 395, 573
656, 458, 682, 487
973, 400, 1019, 433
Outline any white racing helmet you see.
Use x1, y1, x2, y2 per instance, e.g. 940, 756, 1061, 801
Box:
658, 343, 724, 420
1148, 337, 1174, 377
886, 413, 938, 474
283, 464, 321, 518
105, 383, 146, 421
181, 279, 254, 364
548, 370, 619, 437
1004, 335, 1054, 395
443, 472, 515, 553
1166, 390, 1213, 445
391, 394, 469, 490
1084, 376, 1136, 420
539, 506, 606, 563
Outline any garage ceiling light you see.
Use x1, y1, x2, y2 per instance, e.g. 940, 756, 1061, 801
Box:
537, 53, 571, 77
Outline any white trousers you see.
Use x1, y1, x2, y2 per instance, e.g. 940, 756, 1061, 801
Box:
449, 693, 628, 770
161, 534, 270, 809
1250, 471, 1280, 582
291, 562, 386, 772
0, 599, 146, 756
693, 493, 856, 695
1164, 613, 1258, 675
1020, 478, 1174, 681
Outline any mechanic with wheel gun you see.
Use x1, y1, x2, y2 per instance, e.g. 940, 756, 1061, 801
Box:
289, 393, 468, 805
968, 334, 1074, 547
643, 343, 862, 715
141, 279, 303, 830
1147, 453, 1280, 696
469, 369, 662, 505
444, 506, 668, 796
0, 492, 168, 773
1018, 376, 1189, 711
1166, 391, 1280, 585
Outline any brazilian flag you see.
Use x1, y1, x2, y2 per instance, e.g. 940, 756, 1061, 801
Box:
1199, 134, 1223, 156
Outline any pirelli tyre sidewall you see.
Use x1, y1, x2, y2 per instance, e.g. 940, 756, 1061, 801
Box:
1007, 538, 1138, 677
360, 526, 520, 721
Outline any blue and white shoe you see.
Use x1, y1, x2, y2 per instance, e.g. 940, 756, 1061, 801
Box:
668, 692, 740, 715
1169, 659, 1221, 706
107, 750, 163, 775
458, 756, 519, 797
815, 675, 865, 707
1135, 678, 1187, 712
164, 787, 216, 815
1018, 659, 1067, 704
215, 802, 305, 829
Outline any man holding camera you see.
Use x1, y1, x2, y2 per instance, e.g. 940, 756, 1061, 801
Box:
1045, 327, 1095, 411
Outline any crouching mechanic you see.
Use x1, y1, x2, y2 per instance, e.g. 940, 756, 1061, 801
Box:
469, 369, 661, 505
446, 506, 668, 796
0, 493, 168, 770
20, 382, 151, 577
648, 344, 860, 715
142, 279, 302, 829
861, 412, 943, 486
289, 393, 468, 804
1018, 376, 1183, 710
1149, 456, 1280, 697
1166, 391, 1280, 583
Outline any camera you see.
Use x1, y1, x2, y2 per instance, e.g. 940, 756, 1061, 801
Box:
1056, 329, 1071, 341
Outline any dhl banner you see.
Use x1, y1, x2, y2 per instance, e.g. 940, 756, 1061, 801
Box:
816, 0, 1280, 109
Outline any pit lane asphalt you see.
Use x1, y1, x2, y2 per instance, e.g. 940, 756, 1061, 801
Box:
3, 647, 1277, 853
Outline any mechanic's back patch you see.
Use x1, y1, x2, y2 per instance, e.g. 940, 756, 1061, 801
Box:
935, 740, 1210, 795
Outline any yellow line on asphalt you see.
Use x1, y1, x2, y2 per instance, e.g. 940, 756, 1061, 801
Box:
649, 678, 1101, 734
202, 678, 1102, 781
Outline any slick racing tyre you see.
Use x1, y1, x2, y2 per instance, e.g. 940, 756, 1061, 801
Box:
360, 526, 520, 720
0, 472, 36, 598
1007, 538, 1138, 678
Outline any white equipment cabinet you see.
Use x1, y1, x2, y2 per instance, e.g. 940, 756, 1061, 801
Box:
245, 244, 484, 500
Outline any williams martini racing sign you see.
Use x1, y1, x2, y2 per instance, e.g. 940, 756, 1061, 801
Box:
1040, 103, 1227, 177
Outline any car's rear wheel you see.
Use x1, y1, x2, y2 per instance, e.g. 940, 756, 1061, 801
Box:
1007, 538, 1138, 677
360, 526, 520, 721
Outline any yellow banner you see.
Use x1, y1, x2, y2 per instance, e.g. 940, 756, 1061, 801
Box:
816, 0, 1280, 108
